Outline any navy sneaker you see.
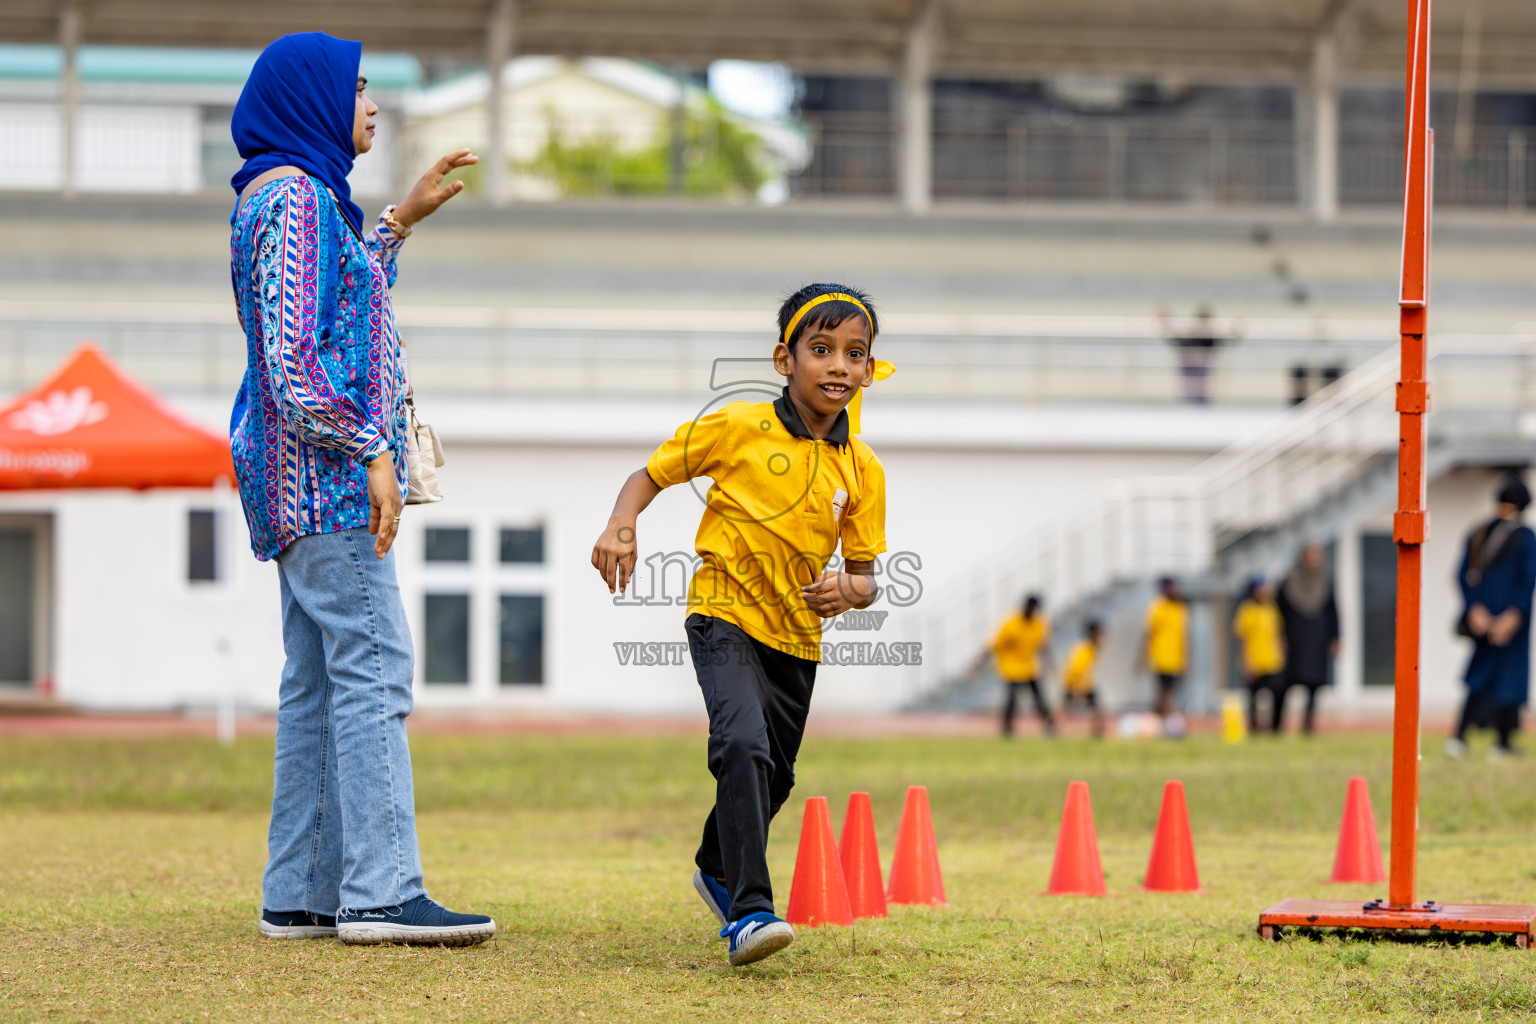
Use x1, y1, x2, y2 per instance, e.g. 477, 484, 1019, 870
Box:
721, 912, 794, 966
259, 909, 337, 939
693, 870, 731, 926
337, 895, 495, 947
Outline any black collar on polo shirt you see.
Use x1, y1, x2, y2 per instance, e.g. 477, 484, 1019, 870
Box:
774, 387, 849, 450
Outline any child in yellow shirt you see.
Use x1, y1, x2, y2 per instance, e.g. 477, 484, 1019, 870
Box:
981, 595, 1057, 738
1233, 577, 1286, 733
1141, 576, 1189, 723
591, 284, 886, 966
1062, 620, 1106, 739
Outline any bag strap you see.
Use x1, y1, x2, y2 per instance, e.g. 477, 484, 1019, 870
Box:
235, 165, 306, 215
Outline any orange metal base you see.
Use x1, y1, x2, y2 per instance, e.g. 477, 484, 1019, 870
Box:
1259, 899, 1536, 947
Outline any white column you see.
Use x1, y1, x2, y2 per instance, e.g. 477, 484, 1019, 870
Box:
58, 0, 81, 198
898, 0, 940, 213
485, 0, 516, 207
1334, 524, 1363, 704
1311, 31, 1339, 223
1453, 0, 1483, 158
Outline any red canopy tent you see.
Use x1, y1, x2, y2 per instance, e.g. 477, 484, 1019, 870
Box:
0, 343, 233, 490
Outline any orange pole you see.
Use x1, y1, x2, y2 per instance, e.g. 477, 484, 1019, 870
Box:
1390, 0, 1433, 909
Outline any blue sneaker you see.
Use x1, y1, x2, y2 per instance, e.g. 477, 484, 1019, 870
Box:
259, 909, 337, 939
693, 870, 731, 926
721, 912, 794, 966
337, 895, 495, 947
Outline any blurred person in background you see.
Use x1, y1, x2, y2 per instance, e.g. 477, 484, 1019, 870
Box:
229, 32, 489, 947
1447, 478, 1536, 761
1139, 577, 1189, 728
1233, 577, 1285, 733
1275, 544, 1340, 736
979, 595, 1057, 738
1061, 620, 1106, 739
1157, 305, 1242, 405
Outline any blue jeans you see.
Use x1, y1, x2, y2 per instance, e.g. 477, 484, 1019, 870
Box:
262, 527, 426, 915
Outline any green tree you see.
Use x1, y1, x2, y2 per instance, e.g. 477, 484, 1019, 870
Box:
522, 98, 770, 199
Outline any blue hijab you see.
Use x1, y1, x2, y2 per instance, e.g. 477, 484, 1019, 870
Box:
230, 32, 366, 233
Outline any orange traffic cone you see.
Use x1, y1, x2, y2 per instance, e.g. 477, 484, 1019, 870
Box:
1142, 780, 1200, 892
1329, 776, 1386, 884
785, 796, 854, 927
839, 792, 888, 919
887, 785, 947, 906
1045, 781, 1107, 895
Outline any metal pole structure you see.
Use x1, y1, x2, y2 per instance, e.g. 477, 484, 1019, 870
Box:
1388, 0, 1432, 910
1259, 0, 1536, 945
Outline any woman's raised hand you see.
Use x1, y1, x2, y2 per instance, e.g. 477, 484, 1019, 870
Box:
392, 149, 478, 228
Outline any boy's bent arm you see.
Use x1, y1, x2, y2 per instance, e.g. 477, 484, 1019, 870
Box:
591, 468, 664, 595
802, 559, 879, 618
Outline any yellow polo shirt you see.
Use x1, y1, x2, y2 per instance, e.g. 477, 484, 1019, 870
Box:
992, 613, 1049, 682
1146, 596, 1188, 675
646, 394, 887, 661
1233, 599, 1284, 676
1063, 639, 1098, 695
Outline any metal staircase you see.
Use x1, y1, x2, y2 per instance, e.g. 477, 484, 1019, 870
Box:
901, 334, 1536, 711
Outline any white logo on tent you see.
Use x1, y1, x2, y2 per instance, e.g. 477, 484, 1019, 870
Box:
9, 386, 109, 436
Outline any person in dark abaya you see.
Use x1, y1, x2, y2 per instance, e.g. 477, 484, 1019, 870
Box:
1275, 543, 1340, 734
1446, 477, 1536, 761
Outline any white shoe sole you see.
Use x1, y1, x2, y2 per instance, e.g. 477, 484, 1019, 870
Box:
259, 920, 337, 940
693, 870, 728, 926
337, 920, 496, 947
729, 922, 794, 966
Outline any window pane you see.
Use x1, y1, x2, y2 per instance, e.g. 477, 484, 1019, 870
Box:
1361, 533, 1397, 687
0, 529, 34, 683
424, 593, 470, 684
499, 526, 545, 564
424, 527, 471, 563
188, 509, 217, 582
499, 594, 544, 685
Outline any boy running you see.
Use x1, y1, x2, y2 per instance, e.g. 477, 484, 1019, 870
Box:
590, 284, 887, 966
1062, 620, 1106, 739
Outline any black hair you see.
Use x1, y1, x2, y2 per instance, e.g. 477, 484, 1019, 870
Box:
1023, 594, 1042, 617
777, 283, 878, 353
1498, 475, 1531, 512
1085, 620, 1103, 637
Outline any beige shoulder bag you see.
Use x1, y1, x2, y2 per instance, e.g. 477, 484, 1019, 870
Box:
240, 168, 447, 503
400, 345, 445, 505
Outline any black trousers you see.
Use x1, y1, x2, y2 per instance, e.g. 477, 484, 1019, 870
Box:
1001, 678, 1054, 736
1276, 680, 1325, 735
686, 613, 816, 919
1246, 673, 1283, 733
1456, 689, 1521, 748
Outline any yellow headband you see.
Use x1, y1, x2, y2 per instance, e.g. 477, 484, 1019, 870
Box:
782, 292, 873, 346
780, 292, 892, 434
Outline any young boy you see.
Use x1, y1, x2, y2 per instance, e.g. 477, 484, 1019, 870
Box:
591, 284, 887, 966
1062, 620, 1106, 739
1140, 576, 1189, 728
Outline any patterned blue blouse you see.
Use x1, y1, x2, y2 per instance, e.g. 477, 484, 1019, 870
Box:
228, 174, 409, 561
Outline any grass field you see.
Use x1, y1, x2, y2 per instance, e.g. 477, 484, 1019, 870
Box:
5, 728, 1536, 1022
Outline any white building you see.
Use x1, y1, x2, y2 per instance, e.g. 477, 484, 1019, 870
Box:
0, 43, 419, 198
399, 56, 809, 202
1, 192, 1533, 721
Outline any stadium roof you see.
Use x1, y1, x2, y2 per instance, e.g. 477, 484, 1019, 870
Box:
4, 0, 1536, 86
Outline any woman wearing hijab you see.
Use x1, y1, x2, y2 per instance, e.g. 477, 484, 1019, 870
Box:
229, 32, 488, 946
1275, 544, 1339, 735
1447, 477, 1536, 760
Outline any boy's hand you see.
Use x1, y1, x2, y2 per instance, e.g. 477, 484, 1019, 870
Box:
592, 519, 638, 595
802, 570, 876, 618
